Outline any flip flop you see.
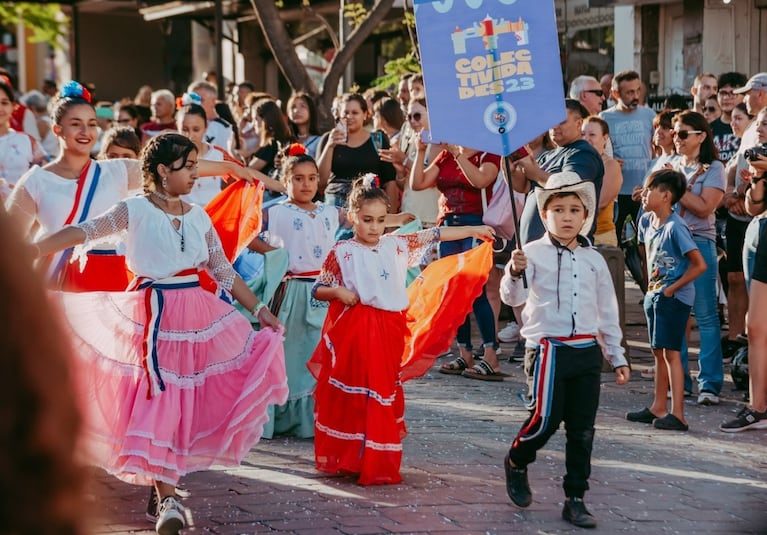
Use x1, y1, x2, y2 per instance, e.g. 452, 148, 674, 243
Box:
462, 360, 505, 382
439, 356, 469, 375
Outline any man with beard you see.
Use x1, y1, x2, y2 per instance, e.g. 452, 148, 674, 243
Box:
600, 70, 656, 243
690, 72, 718, 115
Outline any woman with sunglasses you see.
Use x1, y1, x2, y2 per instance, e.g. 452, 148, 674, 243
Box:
380, 97, 441, 227
671, 110, 726, 406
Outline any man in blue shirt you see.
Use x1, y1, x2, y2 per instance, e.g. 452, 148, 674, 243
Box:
600, 70, 656, 244
517, 99, 604, 244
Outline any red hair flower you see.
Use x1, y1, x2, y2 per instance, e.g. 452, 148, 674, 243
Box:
287, 143, 307, 157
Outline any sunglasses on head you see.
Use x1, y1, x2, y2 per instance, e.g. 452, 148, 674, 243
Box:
407, 112, 422, 121
672, 130, 703, 139
583, 89, 604, 97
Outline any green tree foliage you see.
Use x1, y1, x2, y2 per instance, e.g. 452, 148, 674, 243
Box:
369, 10, 420, 90
369, 53, 420, 91
0, 3, 68, 48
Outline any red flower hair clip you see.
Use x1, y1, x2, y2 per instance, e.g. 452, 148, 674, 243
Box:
287, 143, 307, 157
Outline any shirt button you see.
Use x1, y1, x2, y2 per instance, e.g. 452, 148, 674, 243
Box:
574, 293, 577, 296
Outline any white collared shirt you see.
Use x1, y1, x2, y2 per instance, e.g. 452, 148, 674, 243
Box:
500, 234, 627, 369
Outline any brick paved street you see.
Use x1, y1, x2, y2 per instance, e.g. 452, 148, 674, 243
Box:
89, 283, 767, 534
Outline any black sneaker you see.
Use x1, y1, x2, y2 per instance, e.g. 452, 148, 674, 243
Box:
720, 407, 767, 432
503, 454, 532, 507
562, 497, 597, 529
507, 340, 525, 363
146, 486, 158, 522
721, 338, 746, 364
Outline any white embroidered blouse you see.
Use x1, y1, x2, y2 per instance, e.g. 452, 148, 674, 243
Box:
264, 201, 340, 273
500, 233, 628, 369
313, 228, 439, 311
77, 196, 236, 290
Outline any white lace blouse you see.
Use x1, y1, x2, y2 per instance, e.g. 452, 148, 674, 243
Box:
77, 196, 237, 290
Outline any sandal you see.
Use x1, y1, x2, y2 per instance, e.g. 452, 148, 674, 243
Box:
439, 356, 469, 375
461, 360, 505, 382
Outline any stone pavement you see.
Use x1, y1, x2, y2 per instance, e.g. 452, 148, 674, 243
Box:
90, 282, 767, 534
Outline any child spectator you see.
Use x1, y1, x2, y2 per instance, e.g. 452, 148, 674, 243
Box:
308, 174, 494, 485
499, 172, 630, 528
627, 169, 706, 431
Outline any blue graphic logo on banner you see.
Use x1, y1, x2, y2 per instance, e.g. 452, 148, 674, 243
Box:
414, 0, 565, 156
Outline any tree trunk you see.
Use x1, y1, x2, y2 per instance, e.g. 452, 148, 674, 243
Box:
249, 0, 395, 131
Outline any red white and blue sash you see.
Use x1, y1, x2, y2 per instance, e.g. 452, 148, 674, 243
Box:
128, 269, 233, 399
518, 335, 598, 443
48, 160, 102, 285
128, 270, 201, 399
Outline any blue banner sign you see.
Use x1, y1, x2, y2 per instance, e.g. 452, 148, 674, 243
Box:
414, 0, 565, 156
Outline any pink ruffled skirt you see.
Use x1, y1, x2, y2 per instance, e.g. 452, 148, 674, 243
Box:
52, 286, 288, 486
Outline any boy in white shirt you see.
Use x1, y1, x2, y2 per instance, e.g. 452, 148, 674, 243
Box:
499, 171, 630, 528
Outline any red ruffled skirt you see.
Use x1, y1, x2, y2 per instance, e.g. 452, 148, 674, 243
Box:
308, 302, 407, 485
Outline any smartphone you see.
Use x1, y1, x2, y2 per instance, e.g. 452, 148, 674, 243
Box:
372, 130, 384, 153
420, 129, 441, 144
337, 117, 347, 142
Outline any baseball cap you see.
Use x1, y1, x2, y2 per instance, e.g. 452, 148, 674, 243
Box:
733, 73, 767, 94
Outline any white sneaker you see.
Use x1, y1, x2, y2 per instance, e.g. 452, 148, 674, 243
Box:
498, 322, 520, 343
697, 391, 720, 406
156, 496, 186, 535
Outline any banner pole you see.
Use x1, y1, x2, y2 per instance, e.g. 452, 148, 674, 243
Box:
502, 154, 527, 288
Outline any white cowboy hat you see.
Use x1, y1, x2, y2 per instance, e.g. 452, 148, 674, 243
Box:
535, 171, 596, 237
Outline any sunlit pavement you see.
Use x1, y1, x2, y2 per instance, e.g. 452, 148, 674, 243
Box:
90, 280, 767, 534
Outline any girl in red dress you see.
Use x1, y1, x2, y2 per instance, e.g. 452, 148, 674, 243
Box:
308, 174, 494, 485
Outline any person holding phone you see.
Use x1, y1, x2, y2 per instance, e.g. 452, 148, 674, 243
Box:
379, 97, 441, 227
317, 93, 397, 213
410, 134, 503, 380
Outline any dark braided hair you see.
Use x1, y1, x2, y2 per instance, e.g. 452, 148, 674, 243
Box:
177, 102, 207, 126
140, 133, 198, 193
280, 153, 318, 183
348, 173, 389, 212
